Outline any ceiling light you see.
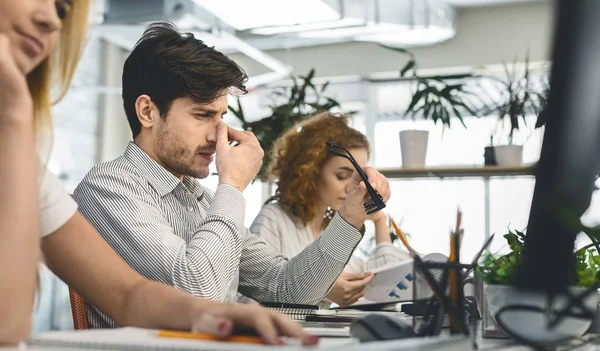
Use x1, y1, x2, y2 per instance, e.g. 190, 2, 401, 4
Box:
242, 0, 457, 48
192, 0, 340, 31
250, 18, 366, 36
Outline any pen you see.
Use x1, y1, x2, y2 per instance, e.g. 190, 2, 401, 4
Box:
157, 330, 265, 344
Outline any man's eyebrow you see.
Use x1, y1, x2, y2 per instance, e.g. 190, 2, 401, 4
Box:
190, 107, 228, 115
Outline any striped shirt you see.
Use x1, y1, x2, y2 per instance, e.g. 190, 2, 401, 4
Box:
250, 203, 410, 274
73, 142, 362, 328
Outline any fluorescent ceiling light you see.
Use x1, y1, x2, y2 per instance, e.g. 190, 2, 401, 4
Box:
296, 23, 404, 39
358, 26, 456, 47
294, 22, 455, 48
192, 0, 340, 31
250, 18, 366, 36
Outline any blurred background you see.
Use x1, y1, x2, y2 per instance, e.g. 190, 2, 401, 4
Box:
39, 0, 600, 332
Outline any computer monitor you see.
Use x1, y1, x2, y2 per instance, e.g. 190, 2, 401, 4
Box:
514, 0, 600, 292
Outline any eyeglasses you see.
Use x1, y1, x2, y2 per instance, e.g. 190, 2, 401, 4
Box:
325, 142, 386, 214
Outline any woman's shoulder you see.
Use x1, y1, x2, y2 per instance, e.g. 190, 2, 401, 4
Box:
256, 202, 304, 227
258, 202, 291, 219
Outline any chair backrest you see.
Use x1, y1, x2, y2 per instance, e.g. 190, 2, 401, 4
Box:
68, 287, 88, 330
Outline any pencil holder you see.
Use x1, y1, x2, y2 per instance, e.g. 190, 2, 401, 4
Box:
411, 259, 475, 337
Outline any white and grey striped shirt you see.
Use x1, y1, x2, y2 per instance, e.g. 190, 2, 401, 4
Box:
250, 203, 410, 274
73, 142, 363, 328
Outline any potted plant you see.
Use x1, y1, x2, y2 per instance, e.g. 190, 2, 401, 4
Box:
228, 69, 342, 179
477, 227, 600, 342
382, 46, 480, 168
485, 54, 546, 166
533, 79, 550, 129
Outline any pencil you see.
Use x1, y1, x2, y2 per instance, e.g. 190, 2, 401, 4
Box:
157, 330, 265, 344
389, 218, 415, 257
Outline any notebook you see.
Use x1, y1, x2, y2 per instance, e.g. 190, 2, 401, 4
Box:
259, 302, 319, 321
29, 327, 349, 351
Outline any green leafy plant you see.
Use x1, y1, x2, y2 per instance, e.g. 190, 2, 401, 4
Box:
484, 54, 547, 144
478, 227, 600, 288
381, 45, 479, 129
478, 228, 526, 285
228, 69, 341, 179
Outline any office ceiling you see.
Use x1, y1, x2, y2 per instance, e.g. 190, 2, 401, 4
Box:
446, 0, 545, 6
95, 0, 547, 87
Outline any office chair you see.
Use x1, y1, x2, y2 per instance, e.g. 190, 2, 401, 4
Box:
68, 287, 88, 330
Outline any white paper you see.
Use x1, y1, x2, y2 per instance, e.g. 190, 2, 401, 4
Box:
364, 253, 448, 303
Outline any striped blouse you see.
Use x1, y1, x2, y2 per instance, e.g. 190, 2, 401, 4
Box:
250, 203, 410, 273
73, 142, 363, 328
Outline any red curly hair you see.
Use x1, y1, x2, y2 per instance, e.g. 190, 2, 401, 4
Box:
266, 112, 370, 227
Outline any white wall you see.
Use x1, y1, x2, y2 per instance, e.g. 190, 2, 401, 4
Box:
96, 40, 132, 163
228, 1, 554, 78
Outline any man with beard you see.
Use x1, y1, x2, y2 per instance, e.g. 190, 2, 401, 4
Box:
74, 22, 391, 328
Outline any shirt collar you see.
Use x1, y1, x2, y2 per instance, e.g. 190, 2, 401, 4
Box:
123, 142, 205, 199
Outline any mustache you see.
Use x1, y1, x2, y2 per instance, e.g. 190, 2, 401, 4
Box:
196, 146, 216, 154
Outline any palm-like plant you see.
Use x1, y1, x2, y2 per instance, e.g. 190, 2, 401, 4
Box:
228, 69, 341, 179
483, 54, 547, 144
382, 45, 480, 128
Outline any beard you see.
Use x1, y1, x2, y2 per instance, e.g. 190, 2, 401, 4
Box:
155, 125, 213, 179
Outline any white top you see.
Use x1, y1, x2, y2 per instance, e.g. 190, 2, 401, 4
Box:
250, 203, 410, 273
39, 166, 78, 237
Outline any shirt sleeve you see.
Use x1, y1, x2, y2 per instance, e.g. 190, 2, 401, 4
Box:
39, 166, 78, 237
73, 168, 245, 301
249, 204, 284, 252
238, 212, 363, 304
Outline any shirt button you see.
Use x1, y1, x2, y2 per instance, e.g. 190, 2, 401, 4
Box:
187, 206, 194, 212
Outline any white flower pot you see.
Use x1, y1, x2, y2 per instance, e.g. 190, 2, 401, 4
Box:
485, 284, 598, 344
494, 145, 523, 166
399, 130, 429, 168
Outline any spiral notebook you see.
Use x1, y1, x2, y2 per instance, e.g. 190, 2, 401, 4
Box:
259, 302, 319, 321
28, 327, 354, 350
29, 327, 273, 351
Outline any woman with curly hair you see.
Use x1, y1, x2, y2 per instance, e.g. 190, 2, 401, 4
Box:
250, 112, 409, 307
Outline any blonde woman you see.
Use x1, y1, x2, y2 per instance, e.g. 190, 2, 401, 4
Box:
0, 0, 314, 345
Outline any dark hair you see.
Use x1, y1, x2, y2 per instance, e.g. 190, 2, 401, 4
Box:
122, 21, 248, 138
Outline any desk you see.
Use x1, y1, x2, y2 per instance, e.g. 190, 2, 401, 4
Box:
5, 324, 598, 351
2, 337, 597, 351
377, 165, 536, 242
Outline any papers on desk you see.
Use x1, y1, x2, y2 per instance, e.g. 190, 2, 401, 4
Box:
364, 253, 448, 303
28, 327, 472, 351
29, 328, 299, 351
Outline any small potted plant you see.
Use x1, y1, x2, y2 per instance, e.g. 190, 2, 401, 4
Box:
477, 227, 600, 342
485, 54, 546, 166
229, 69, 342, 179
382, 46, 481, 169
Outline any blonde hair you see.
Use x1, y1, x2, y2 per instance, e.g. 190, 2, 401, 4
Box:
27, 0, 91, 137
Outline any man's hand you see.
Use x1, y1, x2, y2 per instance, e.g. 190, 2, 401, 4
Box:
338, 167, 391, 230
191, 303, 318, 346
327, 272, 374, 307
215, 122, 264, 192
0, 34, 33, 126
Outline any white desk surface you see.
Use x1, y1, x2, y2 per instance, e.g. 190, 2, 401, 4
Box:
2, 329, 598, 351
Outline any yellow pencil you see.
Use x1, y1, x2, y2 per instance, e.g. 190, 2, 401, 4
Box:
158, 330, 265, 344
389, 218, 416, 257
